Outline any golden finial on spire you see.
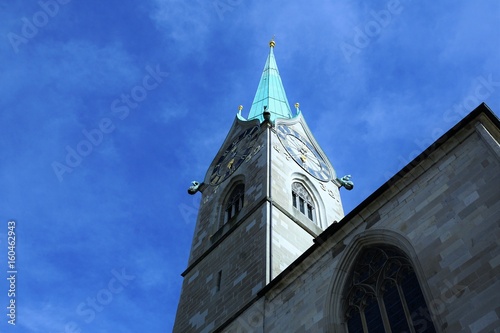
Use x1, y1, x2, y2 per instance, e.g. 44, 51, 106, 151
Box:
269, 37, 276, 48
238, 105, 243, 111
294, 102, 300, 109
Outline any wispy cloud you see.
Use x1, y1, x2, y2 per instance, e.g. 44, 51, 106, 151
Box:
0, 1, 499, 332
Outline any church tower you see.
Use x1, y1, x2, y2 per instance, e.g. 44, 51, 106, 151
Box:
173, 40, 351, 333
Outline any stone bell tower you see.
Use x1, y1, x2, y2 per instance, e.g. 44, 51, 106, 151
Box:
173, 40, 352, 333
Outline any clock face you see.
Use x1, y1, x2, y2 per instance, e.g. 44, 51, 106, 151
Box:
209, 126, 260, 185
277, 125, 331, 181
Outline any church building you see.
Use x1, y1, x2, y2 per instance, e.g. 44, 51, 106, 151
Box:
173, 40, 500, 333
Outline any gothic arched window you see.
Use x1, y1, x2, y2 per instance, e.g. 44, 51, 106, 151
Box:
224, 184, 244, 224
344, 246, 437, 333
292, 182, 315, 222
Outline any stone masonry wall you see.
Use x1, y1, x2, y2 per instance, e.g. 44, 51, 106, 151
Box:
222, 114, 500, 332
174, 122, 270, 333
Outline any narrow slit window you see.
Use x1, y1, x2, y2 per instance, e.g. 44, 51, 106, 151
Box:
216, 270, 222, 292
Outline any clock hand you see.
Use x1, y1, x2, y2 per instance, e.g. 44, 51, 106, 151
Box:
309, 157, 321, 167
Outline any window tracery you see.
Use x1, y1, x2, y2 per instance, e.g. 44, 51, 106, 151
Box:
292, 182, 315, 222
344, 246, 436, 333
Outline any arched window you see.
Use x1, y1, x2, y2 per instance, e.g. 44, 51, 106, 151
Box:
292, 182, 315, 222
344, 246, 437, 333
224, 184, 244, 224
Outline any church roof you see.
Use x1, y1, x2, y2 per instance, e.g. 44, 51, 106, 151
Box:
246, 40, 294, 122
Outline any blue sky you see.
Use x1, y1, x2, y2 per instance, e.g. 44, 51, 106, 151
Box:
0, 1, 499, 332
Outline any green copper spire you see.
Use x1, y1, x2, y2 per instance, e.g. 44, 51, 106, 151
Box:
247, 39, 293, 122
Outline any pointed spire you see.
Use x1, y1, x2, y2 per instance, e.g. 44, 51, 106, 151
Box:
247, 39, 293, 122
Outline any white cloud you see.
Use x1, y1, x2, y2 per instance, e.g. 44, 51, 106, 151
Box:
149, 0, 213, 56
